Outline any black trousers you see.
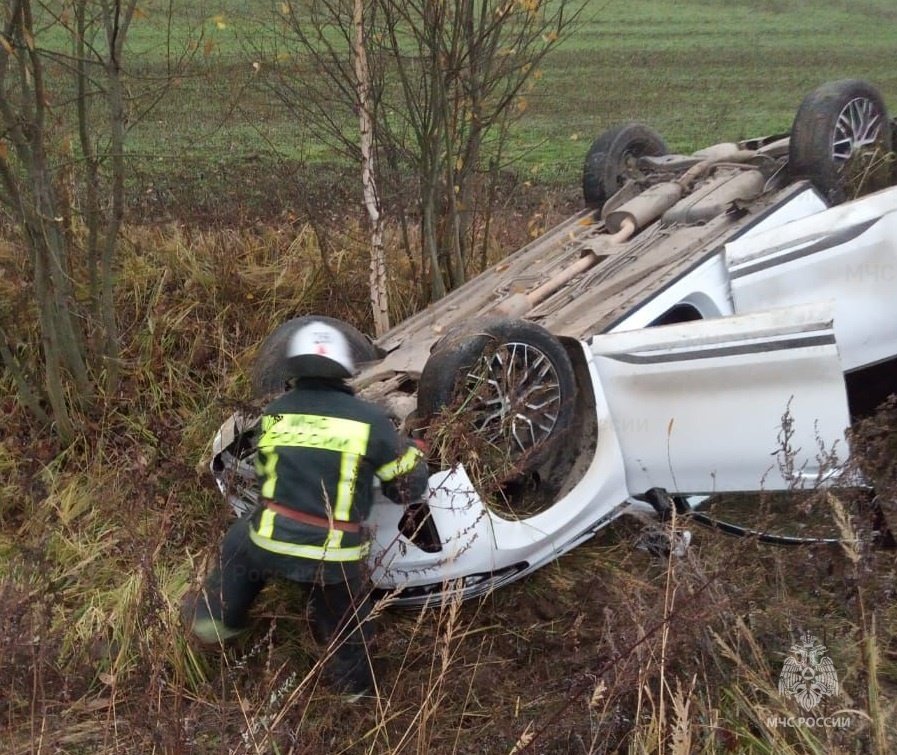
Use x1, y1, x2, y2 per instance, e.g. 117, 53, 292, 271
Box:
192, 517, 374, 693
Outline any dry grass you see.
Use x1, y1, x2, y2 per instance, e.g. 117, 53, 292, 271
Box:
1, 210, 896, 753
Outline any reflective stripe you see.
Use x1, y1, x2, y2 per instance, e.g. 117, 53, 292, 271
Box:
192, 617, 245, 644
257, 449, 279, 499
249, 525, 369, 562
335, 452, 361, 520
257, 507, 276, 538
376, 445, 423, 482
258, 413, 370, 454
257, 412, 372, 540
325, 451, 362, 550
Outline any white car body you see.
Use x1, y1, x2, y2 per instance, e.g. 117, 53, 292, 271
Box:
360, 186, 897, 604
212, 85, 897, 605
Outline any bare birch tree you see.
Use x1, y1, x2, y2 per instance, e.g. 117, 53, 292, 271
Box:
353, 0, 389, 336
261, 0, 581, 304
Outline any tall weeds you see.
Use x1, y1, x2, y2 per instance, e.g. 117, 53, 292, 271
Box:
1, 215, 895, 752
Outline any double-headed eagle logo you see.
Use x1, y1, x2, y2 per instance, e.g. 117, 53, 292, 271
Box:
778, 632, 839, 712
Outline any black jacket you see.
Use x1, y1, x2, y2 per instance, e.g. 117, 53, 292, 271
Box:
248, 378, 427, 574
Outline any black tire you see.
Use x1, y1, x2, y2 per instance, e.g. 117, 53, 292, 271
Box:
252, 315, 380, 397
418, 319, 576, 475
582, 123, 668, 209
789, 79, 893, 202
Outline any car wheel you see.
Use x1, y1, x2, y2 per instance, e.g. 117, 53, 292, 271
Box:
582, 123, 668, 209
789, 79, 893, 202
252, 315, 380, 397
417, 319, 577, 478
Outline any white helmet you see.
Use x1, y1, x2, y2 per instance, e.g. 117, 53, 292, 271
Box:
285, 321, 355, 380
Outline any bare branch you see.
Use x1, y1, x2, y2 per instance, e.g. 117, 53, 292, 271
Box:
0, 323, 50, 425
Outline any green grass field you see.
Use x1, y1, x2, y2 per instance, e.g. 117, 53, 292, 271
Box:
121, 0, 897, 192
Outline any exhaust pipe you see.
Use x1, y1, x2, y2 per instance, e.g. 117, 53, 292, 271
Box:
493, 218, 635, 317
604, 182, 684, 234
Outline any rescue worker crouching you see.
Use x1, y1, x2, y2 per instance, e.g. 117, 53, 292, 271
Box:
187, 321, 428, 701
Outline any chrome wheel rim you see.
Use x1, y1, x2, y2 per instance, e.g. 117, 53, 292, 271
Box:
465, 342, 562, 455
832, 97, 885, 164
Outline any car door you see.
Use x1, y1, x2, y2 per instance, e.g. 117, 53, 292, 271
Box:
726, 186, 897, 372
590, 303, 850, 496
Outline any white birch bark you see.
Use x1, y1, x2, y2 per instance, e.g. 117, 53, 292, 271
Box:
353, 0, 389, 336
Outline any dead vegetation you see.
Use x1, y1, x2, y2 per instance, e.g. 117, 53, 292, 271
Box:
1, 206, 896, 753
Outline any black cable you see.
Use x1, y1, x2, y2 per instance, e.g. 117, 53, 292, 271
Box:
637, 487, 850, 547
681, 509, 846, 546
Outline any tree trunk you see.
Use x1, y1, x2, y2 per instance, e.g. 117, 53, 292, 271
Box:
76, 0, 102, 311
100, 54, 127, 393
354, 0, 389, 336
421, 176, 446, 302
31, 236, 75, 443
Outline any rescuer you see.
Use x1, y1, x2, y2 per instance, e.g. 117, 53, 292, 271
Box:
187, 320, 428, 700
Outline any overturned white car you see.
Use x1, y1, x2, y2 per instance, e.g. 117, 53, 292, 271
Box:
212, 80, 897, 605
